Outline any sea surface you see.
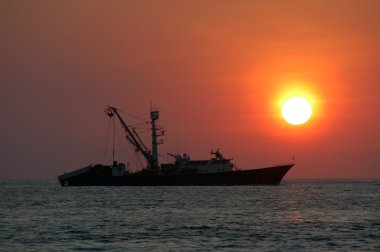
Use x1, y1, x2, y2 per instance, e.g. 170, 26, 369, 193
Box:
0, 179, 379, 251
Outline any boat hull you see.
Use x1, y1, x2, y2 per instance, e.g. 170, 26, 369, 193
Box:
58, 164, 293, 186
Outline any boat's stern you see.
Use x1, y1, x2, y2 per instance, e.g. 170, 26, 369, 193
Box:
57, 165, 92, 186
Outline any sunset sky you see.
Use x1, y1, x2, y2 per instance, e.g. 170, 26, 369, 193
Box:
1, 0, 379, 179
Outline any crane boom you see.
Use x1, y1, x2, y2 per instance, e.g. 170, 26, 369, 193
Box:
105, 106, 154, 167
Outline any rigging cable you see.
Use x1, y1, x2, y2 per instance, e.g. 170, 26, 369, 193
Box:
117, 108, 147, 122
104, 117, 113, 155
112, 115, 116, 163
114, 122, 145, 171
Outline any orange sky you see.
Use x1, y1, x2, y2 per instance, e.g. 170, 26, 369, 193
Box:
1, 0, 379, 179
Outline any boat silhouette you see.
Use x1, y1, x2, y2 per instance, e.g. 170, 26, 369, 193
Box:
58, 106, 293, 186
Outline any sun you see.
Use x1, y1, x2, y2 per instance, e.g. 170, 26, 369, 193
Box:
281, 97, 312, 125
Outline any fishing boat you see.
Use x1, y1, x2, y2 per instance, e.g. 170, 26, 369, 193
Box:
58, 106, 294, 186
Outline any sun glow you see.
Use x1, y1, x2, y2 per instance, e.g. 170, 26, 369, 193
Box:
281, 97, 312, 125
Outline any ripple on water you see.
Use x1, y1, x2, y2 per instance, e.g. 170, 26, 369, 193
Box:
0, 180, 380, 251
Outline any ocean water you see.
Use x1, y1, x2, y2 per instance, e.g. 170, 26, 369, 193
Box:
0, 180, 379, 251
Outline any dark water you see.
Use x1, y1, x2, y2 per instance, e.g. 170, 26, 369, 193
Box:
1, 180, 379, 251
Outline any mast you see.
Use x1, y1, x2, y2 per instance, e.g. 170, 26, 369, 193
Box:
150, 104, 165, 168
150, 109, 159, 168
